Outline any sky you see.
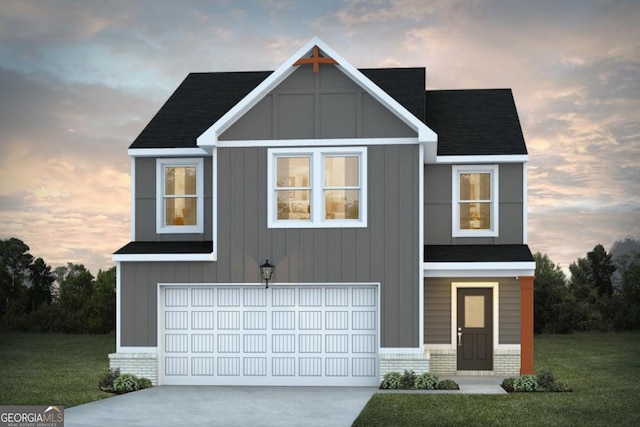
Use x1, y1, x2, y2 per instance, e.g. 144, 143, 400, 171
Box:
0, 0, 639, 275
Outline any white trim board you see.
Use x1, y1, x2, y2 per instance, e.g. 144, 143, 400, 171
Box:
112, 253, 216, 262
128, 148, 210, 157
435, 155, 528, 164
424, 262, 536, 278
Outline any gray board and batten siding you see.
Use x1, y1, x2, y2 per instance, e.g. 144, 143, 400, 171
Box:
124, 64, 424, 349
219, 65, 417, 141
424, 162, 524, 245
125, 145, 421, 347
423, 277, 520, 345
122, 144, 421, 349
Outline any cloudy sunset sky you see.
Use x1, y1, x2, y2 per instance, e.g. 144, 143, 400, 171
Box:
0, 0, 638, 275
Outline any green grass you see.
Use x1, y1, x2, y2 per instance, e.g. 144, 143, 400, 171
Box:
353, 332, 640, 427
0, 333, 115, 407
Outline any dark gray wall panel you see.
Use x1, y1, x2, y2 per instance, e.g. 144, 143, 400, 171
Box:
122, 144, 420, 348
499, 279, 520, 344
277, 94, 315, 139
424, 163, 524, 245
424, 278, 452, 344
220, 95, 273, 140
319, 93, 358, 138
362, 93, 416, 138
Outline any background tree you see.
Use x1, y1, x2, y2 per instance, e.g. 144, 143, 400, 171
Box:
84, 267, 116, 333
28, 257, 55, 310
587, 244, 616, 297
57, 263, 95, 333
0, 238, 34, 316
609, 251, 640, 330
534, 252, 576, 334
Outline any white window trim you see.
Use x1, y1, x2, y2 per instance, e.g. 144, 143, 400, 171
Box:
267, 147, 367, 228
452, 164, 499, 237
156, 157, 204, 234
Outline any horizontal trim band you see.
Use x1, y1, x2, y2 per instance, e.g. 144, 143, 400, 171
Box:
112, 253, 216, 262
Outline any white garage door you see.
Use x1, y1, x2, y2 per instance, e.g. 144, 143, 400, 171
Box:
159, 284, 379, 386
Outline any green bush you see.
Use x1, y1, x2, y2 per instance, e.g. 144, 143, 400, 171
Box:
513, 374, 539, 392
99, 369, 152, 394
401, 370, 416, 389
380, 372, 403, 389
98, 368, 120, 392
137, 377, 153, 390
501, 377, 516, 392
436, 379, 459, 390
536, 369, 556, 391
113, 374, 140, 392
415, 372, 439, 390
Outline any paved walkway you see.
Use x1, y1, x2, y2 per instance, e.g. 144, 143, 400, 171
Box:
65, 377, 507, 427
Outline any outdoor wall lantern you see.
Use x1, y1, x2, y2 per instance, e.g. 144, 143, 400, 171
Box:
260, 259, 275, 289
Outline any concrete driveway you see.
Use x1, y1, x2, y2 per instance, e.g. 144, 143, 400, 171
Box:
65, 386, 377, 427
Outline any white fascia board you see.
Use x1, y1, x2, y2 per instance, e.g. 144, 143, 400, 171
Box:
197, 36, 438, 147
424, 261, 536, 278
112, 252, 217, 262
216, 137, 418, 148
435, 154, 528, 164
128, 147, 210, 157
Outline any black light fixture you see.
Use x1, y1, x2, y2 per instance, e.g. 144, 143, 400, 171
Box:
260, 259, 275, 288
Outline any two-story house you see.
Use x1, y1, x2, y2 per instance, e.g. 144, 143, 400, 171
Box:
111, 38, 535, 386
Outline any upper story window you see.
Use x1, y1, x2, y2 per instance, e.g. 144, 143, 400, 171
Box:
156, 158, 204, 234
452, 165, 499, 237
267, 147, 367, 228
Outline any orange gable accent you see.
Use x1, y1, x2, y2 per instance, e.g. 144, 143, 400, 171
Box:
293, 45, 338, 73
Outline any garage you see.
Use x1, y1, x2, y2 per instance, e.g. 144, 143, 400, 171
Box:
159, 284, 379, 386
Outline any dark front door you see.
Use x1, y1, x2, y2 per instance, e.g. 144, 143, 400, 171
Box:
457, 288, 493, 370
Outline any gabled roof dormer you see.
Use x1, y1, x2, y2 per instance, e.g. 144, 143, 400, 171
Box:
197, 37, 437, 158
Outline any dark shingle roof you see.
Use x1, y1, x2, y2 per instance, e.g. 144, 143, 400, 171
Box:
130, 69, 526, 157
114, 241, 213, 255
425, 89, 527, 156
424, 245, 534, 263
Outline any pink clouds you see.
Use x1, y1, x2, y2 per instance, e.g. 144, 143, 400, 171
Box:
0, 0, 638, 274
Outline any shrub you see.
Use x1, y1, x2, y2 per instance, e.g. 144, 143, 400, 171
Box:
401, 370, 416, 389
98, 368, 120, 392
380, 372, 402, 389
513, 374, 539, 392
113, 374, 140, 392
415, 372, 439, 390
100, 369, 153, 394
436, 379, 459, 390
137, 377, 153, 390
501, 377, 516, 392
536, 369, 556, 391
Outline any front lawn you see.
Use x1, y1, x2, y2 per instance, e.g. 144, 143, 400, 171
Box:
353, 332, 640, 426
0, 333, 114, 407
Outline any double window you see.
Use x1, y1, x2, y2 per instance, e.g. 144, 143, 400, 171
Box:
156, 158, 204, 234
268, 147, 367, 228
452, 165, 498, 237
